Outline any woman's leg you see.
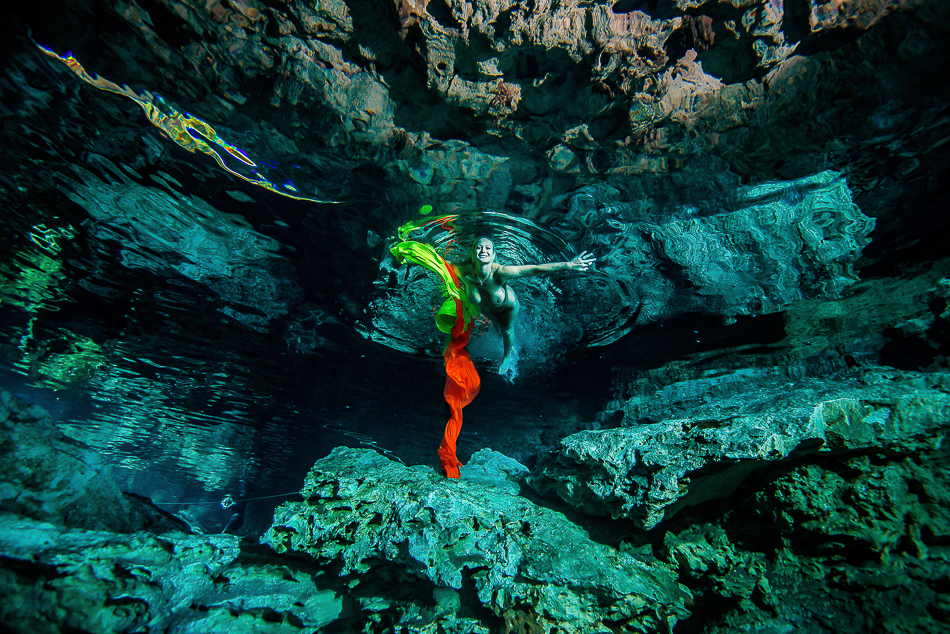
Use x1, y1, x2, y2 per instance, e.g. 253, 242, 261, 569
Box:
495, 300, 520, 375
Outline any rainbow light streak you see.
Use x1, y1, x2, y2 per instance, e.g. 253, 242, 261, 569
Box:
35, 42, 334, 204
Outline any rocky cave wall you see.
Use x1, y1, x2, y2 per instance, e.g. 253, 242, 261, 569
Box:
9, 0, 950, 231
1, 0, 950, 632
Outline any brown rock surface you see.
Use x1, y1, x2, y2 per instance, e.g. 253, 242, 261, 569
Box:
14, 0, 946, 224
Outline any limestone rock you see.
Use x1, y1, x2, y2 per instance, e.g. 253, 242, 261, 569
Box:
660, 438, 950, 633
263, 447, 692, 632
662, 524, 769, 607
807, 0, 921, 33
16, 0, 947, 225
0, 392, 347, 633
459, 447, 530, 494
0, 390, 188, 534
528, 367, 950, 529
761, 451, 950, 560
0, 515, 343, 633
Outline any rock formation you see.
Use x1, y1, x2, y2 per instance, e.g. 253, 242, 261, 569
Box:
9, 0, 948, 230
0, 390, 186, 534
659, 430, 950, 632
0, 517, 344, 634
0, 0, 949, 632
529, 365, 950, 528
2, 358, 949, 632
527, 261, 950, 534
1, 392, 694, 632
264, 446, 691, 632
0, 390, 345, 633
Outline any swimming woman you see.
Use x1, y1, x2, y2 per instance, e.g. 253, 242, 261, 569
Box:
457, 237, 596, 376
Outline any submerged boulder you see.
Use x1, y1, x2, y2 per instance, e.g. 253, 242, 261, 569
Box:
528, 367, 950, 529
263, 447, 692, 632
0, 390, 188, 534
0, 516, 342, 634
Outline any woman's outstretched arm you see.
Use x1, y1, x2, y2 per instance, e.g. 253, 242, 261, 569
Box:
498, 251, 596, 278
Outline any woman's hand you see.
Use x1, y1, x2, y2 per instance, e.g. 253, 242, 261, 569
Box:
502, 252, 597, 278
567, 251, 596, 271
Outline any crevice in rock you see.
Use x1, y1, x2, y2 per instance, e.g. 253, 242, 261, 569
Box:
136, 0, 204, 50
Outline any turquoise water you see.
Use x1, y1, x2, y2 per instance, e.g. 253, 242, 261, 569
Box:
0, 17, 930, 537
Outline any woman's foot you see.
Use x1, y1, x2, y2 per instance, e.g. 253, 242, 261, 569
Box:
499, 350, 518, 381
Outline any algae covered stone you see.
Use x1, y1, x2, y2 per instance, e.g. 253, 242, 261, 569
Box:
263, 447, 692, 632
529, 367, 950, 529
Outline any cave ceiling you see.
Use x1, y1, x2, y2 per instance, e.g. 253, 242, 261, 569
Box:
9, 0, 948, 221
1, 0, 948, 359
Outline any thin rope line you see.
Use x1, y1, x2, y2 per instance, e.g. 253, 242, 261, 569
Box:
154, 491, 301, 508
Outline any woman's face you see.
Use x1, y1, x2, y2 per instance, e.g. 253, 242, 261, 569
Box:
473, 238, 494, 264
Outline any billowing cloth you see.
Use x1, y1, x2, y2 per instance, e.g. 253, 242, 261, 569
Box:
390, 232, 481, 478
390, 240, 478, 335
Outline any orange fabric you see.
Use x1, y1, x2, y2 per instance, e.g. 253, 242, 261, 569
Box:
438, 294, 481, 478
437, 261, 480, 478
390, 235, 481, 478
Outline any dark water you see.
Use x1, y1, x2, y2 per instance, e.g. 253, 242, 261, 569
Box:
0, 290, 614, 533
0, 30, 890, 534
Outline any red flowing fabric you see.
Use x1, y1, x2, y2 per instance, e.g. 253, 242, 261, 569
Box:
390, 235, 481, 478
438, 264, 481, 478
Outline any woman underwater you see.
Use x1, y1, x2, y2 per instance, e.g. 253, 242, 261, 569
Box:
457, 237, 596, 377
388, 229, 597, 476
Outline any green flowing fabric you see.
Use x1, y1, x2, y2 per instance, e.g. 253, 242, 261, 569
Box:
390, 226, 482, 478
390, 240, 480, 335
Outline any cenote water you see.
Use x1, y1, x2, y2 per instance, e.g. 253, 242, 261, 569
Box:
1, 1, 949, 632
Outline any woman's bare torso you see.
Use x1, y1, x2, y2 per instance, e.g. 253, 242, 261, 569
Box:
458, 263, 517, 314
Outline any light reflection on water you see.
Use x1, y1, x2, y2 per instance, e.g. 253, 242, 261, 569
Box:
0, 37, 881, 533
0, 172, 876, 532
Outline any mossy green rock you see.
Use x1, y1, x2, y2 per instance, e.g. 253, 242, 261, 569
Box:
263, 447, 692, 632
529, 367, 950, 529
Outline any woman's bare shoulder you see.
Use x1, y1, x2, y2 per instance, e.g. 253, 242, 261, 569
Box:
495, 263, 519, 278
